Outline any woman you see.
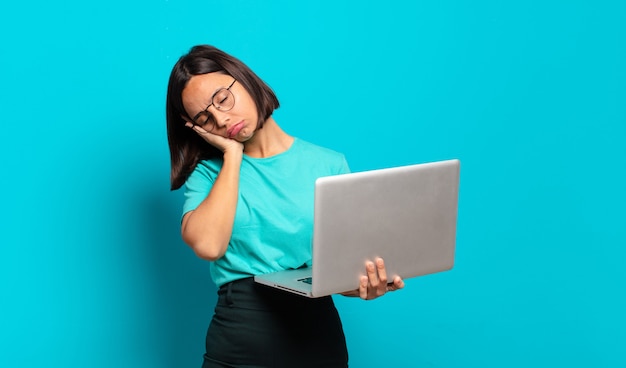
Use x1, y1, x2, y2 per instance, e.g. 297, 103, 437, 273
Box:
166, 45, 404, 367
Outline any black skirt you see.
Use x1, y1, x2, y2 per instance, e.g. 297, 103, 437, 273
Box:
202, 277, 349, 368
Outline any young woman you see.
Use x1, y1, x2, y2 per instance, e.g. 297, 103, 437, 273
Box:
166, 45, 405, 368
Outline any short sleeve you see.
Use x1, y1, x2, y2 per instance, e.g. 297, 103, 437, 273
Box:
337, 154, 351, 175
182, 160, 221, 219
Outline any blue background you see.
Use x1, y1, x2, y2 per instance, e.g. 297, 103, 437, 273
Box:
2, 1, 625, 367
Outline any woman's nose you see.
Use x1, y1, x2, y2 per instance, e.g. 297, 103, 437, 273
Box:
211, 107, 231, 128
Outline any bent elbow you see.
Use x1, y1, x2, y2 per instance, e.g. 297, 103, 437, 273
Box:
194, 248, 223, 262
180, 221, 228, 261
188, 241, 226, 261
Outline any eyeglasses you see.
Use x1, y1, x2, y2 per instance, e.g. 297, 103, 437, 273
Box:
192, 78, 237, 129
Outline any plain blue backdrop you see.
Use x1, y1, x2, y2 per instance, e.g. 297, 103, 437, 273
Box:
1, 1, 625, 367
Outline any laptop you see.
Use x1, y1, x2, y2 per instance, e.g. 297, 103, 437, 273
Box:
254, 159, 460, 297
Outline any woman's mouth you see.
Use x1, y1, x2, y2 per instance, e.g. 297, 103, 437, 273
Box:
227, 121, 245, 138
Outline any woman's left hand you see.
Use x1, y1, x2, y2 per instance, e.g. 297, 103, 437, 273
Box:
341, 257, 405, 300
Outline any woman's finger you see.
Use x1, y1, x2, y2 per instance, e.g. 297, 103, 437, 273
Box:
386, 276, 405, 292
185, 122, 241, 152
366, 261, 379, 288
375, 258, 388, 286
359, 275, 369, 300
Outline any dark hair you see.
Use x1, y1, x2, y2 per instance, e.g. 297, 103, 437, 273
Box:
166, 45, 280, 190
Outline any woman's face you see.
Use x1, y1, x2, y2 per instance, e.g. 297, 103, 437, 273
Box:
182, 72, 259, 142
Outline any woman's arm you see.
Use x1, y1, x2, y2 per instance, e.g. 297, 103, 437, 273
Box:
181, 124, 244, 261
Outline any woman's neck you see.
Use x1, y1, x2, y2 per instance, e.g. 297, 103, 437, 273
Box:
243, 117, 294, 158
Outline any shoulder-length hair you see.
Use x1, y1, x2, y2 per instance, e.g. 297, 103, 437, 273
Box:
166, 45, 280, 190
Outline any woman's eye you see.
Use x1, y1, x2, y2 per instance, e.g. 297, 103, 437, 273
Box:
201, 114, 214, 126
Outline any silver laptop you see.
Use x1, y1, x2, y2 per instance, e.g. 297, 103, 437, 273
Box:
254, 159, 460, 297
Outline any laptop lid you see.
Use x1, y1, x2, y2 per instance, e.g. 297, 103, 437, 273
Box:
310, 159, 460, 297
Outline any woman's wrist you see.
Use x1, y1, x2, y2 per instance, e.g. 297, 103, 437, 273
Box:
223, 146, 244, 162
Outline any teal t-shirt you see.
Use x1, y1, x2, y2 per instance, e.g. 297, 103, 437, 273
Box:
182, 138, 350, 287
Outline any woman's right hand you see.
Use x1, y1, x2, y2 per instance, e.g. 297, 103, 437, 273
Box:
186, 122, 244, 155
